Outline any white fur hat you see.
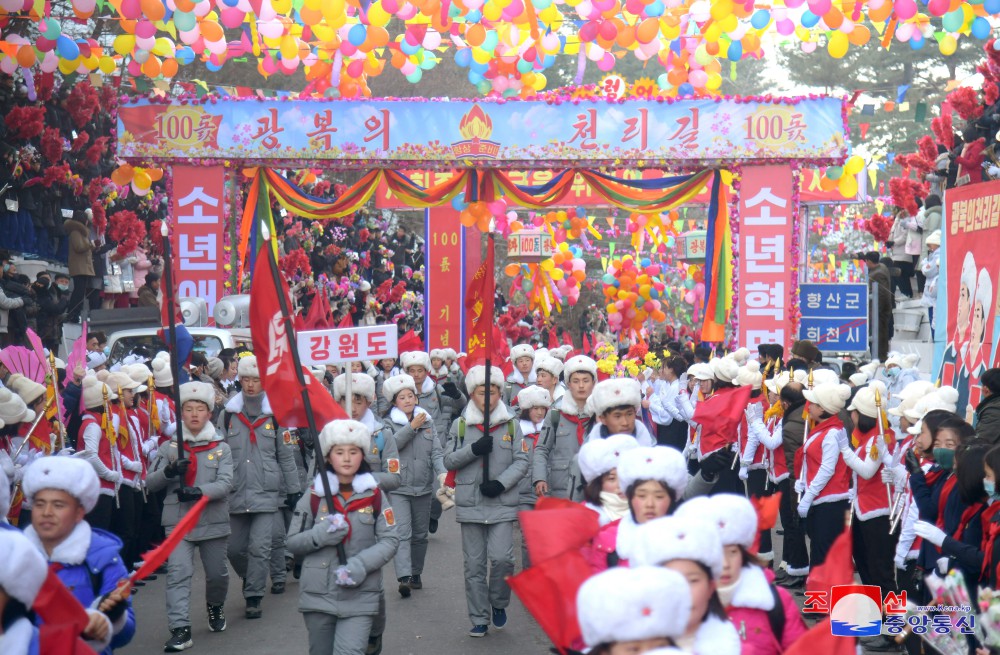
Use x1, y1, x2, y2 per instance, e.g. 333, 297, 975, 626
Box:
105, 371, 140, 392
904, 387, 960, 421
711, 357, 740, 384
736, 360, 763, 388
23, 455, 100, 513
429, 348, 447, 362
127, 363, 153, 387
810, 368, 840, 386
631, 515, 724, 578
764, 371, 792, 394
689, 363, 715, 381
675, 493, 758, 549
888, 395, 919, 419
180, 381, 215, 408
551, 346, 572, 361
533, 348, 550, 361
976, 268, 993, 322
847, 380, 889, 419
901, 353, 921, 369
7, 373, 46, 408
152, 357, 173, 387
318, 419, 372, 456
895, 380, 936, 404
535, 355, 564, 378
401, 351, 432, 372
237, 355, 260, 379
848, 372, 870, 387
730, 347, 751, 365
0, 529, 49, 607
443, 348, 458, 361
86, 351, 107, 370
802, 382, 852, 415
859, 361, 881, 378
577, 567, 691, 647
0, 388, 32, 427
592, 378, 641, 416
925, 230, 941, 247
383, 374, 417, 402
885, 354, 904, 368
564, 355, 597, 380
333, 373, 376, 404
577, 434, 640, 484
516, 385, 552, 411
510, 344, 535, 363
82, 376, 116, 410
961, 251, 978, 297
617, 446, 688, 498
907, 420, 924, 436
465, 365, 505, 394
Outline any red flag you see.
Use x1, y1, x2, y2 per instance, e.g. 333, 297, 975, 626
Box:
303, 288, 332, 330
783, 618, 855, 655
582, 333, 592, 356
39, 622, 99, 655
133, 496, 211, 582
465, 237, 495, 365
806, 526, 853, 596
32, 570, 90, 630
508, 550, 592, 652
520, 497, 600, 562
562, 331, 574, 348
397, 329, 423, 354
750, 492, 782, 555
250, 243, 349, 429
693, 385, 752, 453
548, 330, 559, 350
337, 312, 354, 328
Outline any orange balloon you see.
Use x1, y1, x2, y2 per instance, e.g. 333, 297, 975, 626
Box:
369, 26, 389, 47
616, 24, 636, 48
636, 18, 659, 43
141, 0, 166, 21
867, 1, 893, 21
465, 24, 486, 47
823, 9, 843, 29
504, 263, 520, 276
146, 167, 164, 181
363, 57, 384, 76
705, 41, 719, 55
174, 0, 195, 11
667, 67, 687, 86
741, 32, 761, 53
16, 46, 35, 68
300, 7, 323, 25
848, 25, 870, 46
141, 55, 161, 78
111, 164, 134, 186
160, 58, 178, 78
200, 20, 223, 42
460, 208, 477, 227
476, 214, 491, 232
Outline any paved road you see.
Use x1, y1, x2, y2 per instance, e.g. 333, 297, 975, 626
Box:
122, 513, 549, 655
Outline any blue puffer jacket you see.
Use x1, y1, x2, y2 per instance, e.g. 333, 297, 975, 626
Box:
24, 521, 136, 654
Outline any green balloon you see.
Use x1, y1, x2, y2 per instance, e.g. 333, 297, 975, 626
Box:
942, 9, 963, 32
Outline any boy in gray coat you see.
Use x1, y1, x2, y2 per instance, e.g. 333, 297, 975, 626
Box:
287, 419, 399, 655
147, 381, 234, 652
221, 356, 302, 619
444, 365, 529, 638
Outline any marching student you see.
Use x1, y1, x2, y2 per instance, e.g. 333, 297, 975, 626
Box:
287, 420, 399, 655
587, 378, 656, 446
613, 445, 689, 563
649, 356, 690, 450
503, 344, 537, 407
333, 372, 402, 493
429, 350, 450, 384
373, 358, 399, 418
797, 382, 853, 569
533, 356, 565, 407
735, 362, 773, 561
576, 566, 694, 654
78, 377, 123, 531
631, 514, 741, 655
22, 456, 136, 654
0, 387, 38, 524
514, 384, 552, 567
533, 355, 598, 501
221, 355, 302, 619
147, 381, 234, 652
381, 373, 444, 597
444, 365, 529, 638
577, 434, 640, 573
443, 349, 465, 393
152, 355, 178, 446
676, 494, 807, 655
771, 377, 811, 589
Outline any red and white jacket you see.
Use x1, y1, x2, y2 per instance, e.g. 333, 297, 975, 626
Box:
799, 415, 851, 506
153, 391, 176, 446
737, 395, 769, 466
79, 410, 121, 496
841, 426, 892, 520
120, 407, 149, 489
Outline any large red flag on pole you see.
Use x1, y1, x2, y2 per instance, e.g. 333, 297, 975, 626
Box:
465, 236, 495, 366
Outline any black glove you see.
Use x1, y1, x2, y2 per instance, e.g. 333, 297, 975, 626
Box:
164, 458, 190, 479
471, 433, 493, 457
285, 492, 303, 510
176, 486, 203, 502
479, 480, 505, 497
699, 448, 732, 478
904, 448, 922, 476
441, 381, 462, 400
100, 594, 127, 623
885, 240, 895, 248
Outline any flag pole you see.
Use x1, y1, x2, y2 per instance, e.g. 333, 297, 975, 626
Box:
261, 224, 346, 566
160, 221, 185, 463
482, 233, 495, 482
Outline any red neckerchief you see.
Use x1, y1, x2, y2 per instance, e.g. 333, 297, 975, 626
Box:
524, 432, 540, 446
936, 476, 959, 531
981, 503, 1000, 580
236, 414, 270, 445
310, 492, 379, 542
954, 502, 985, 541
184, 442, 220, 487
924, 467, 948, 488
560, 412, 588, 446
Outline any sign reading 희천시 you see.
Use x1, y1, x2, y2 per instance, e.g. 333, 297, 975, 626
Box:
798, 283, 869, 353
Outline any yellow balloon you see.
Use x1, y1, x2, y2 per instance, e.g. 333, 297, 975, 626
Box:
483, 3, 503, 21
367, 2, 390, 26
838, 174, 858, 198
58, 57, 78, 74
272, 0, 292, 12
471, 47, 492, 64
704, 22, 723, 42
82, 54, 99, 70
99, 56, 117, 74
719, 14, 738, 33
827, 31, 848, 58
939, 34, 957, 55
281, 35, 298, 60
706, 72, 722, 90
113, 34, 135, 56
710, 0, 733, 21
532, 72, 547, 90
322, 0, 345, 22
152, 37, 174, 57
844, 155, 864, 175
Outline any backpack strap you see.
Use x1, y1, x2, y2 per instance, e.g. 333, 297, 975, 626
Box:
507, 419, 516, 439
767, 584, 786, 641
374, 428, 386, 455
456, 418, 466, 449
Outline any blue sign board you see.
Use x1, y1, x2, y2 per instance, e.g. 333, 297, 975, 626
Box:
799, 283, 869, 352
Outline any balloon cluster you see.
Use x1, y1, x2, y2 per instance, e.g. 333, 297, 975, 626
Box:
602, 255, 669, 334
626, 210, 682, 253
110, 163, 164, 196
504, 231, 587, 316
819, 154, 866, 198
453, 194, 509, 232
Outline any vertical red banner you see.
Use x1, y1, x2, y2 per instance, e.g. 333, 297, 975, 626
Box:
424, 207, 464, 350
738, 165, 795, 352
171, 165, 227, 323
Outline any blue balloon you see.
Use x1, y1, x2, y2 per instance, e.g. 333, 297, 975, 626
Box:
972, 16, 991, 39
800, 10, 820, 27
175, 46, 195, 64
223, 0, 239, 6
467, 9, 482, 22
400, 40, 420, 55
348, 24, 367, 47
750, 10, 770, 28
909, 34, 925, 49
455, 47, 472, 67
451, 194, 468, 211
728, 40, 742, 61
646, 1, 664, 16
470, 60, 488, 73
987, 0, 1000, 13
206, 61, 223, 72
468, 70, 483, 84
56, 35, 79, 60
678, 82, 694, 96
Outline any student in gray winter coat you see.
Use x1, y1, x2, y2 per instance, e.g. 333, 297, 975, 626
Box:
372, 359, 400, 418
514, 384, 552, 569
444, 365, 529, 638
287, 419, 399, 655
532, 355, 598, 501
503, 344, 537, 407
220, 356, 302, 619
147, 381, 234, 652
382, 373, 446, 598
333, 372, 401, 493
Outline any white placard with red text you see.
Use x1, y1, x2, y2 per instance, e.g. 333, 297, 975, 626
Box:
297, 324, 399, 366
171, 165, 227, 322
737, 165, 795, 351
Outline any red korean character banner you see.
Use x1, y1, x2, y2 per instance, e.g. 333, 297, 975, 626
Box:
737, 165, 795, 352
424, 207, 464, 350
170, 165, 227, 323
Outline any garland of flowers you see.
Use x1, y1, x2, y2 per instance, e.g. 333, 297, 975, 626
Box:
789, 165, 803, 340
727, 165, 742, 347
107, 210, 147, 256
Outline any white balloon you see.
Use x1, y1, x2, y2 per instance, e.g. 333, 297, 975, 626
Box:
0, 56, 17, 75
40, 51, 58, 73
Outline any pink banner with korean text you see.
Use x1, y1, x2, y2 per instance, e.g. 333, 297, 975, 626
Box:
171, 165, 227, 323
737, 165, 796, 352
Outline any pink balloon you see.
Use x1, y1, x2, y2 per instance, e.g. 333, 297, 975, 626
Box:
894, 0, 916, 20
135, 20, 156, 39
684, 291, 696, 304
597, 52, 615, 72
121, 0, 141, 19
220, 8, 245, 29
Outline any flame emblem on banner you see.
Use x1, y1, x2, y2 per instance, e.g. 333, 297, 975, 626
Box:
451, 105, 500, 159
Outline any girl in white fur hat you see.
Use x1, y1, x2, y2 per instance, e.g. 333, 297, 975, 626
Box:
631, 515, 741, 654
503, 344, 537, 407
577, 435, 639, 573
613, 446, 689, 564
287, 419, 399, 655
675, 495, 807, 655
515, 384, 552, 568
